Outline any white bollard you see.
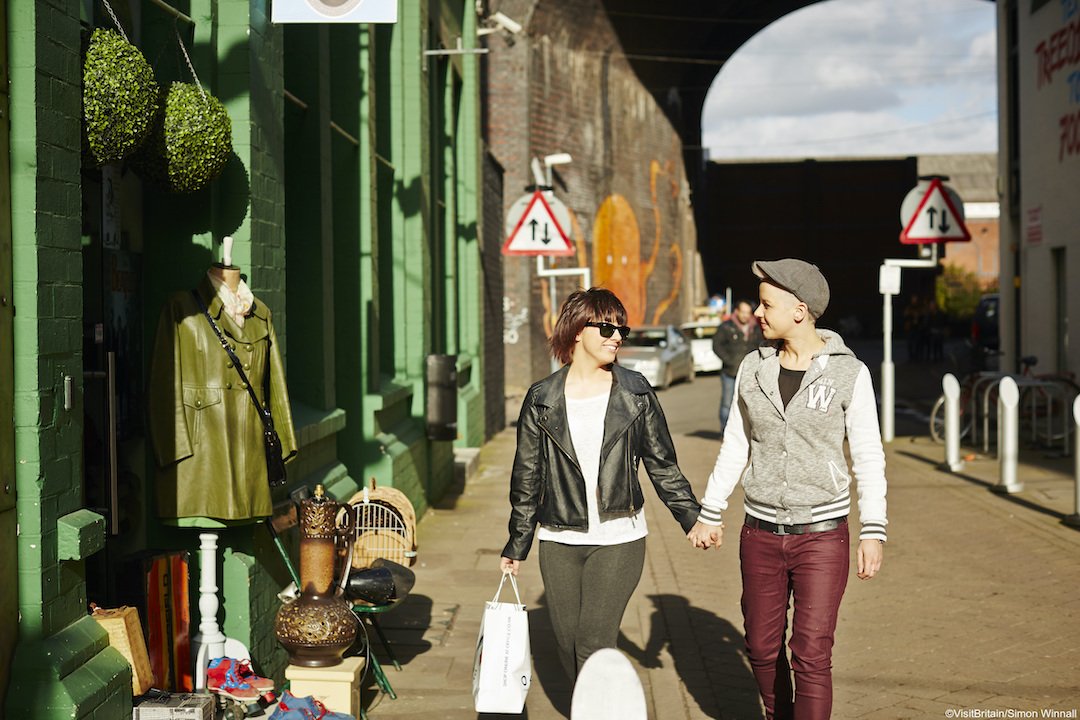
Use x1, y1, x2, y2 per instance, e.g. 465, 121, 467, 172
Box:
943, 373, 964, 471
1064, 396, 1080, 527
994, 377, 1022, 494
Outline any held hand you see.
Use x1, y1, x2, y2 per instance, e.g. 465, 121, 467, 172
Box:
857, 539, 884, 579
687, 521, 723, 550
500, 556, 520, 576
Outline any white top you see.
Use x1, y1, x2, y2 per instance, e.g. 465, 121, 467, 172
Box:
537, 389, 648, 546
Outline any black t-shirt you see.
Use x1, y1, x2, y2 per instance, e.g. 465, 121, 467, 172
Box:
779, 366, 805, 409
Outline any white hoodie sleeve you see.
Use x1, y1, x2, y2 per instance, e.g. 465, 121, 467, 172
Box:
699, 362, 751, 526
846, 364, 888, 542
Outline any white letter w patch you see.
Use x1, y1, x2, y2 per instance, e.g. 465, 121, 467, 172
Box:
806, 383, 837, 413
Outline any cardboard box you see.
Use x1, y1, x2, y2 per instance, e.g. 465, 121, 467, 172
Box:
285, 656, 366, 718
91, 606, 155, 695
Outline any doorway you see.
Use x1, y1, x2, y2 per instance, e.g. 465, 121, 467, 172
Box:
1053, 247, 1068, 373
81, 164, 145, 608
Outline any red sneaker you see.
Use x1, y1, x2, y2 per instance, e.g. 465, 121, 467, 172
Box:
206, 657, 261, 701
235, 658, 275, 693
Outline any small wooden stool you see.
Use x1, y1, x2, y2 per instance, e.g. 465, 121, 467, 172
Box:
285, 656, 365, 719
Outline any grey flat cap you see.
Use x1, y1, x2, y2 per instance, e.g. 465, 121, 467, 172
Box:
752, 259, 830, 319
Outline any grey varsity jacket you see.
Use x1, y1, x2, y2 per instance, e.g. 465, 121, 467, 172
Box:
700, 330, 888, 542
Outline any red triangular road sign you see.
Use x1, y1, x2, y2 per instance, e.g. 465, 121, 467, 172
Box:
502, 191, 574, 256
900, 178, 971, 244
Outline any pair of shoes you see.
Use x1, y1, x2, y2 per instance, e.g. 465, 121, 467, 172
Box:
269, 690, 355, 720
206, 657, 274, 701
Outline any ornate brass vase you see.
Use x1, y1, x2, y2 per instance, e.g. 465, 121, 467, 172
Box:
274, 485, 357, 667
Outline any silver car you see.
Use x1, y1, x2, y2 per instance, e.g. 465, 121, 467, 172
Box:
618, 325, 695, 389
680, 321, 724, 374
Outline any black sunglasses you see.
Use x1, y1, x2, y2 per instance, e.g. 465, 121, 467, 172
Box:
585, 321, 631, 339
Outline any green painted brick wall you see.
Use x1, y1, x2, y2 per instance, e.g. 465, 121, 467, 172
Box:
5, 1, 133, 717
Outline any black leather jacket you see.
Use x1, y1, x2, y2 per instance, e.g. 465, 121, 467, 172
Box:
502, 364, 701, 560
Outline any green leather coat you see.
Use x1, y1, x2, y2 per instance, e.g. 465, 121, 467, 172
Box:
148, 277, 297, 520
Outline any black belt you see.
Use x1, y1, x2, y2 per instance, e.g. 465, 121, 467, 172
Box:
744, 516, 847, 536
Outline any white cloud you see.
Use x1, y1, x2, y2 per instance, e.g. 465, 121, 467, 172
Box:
702, 0, 998, 159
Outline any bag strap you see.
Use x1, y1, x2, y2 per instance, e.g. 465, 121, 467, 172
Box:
492, 572, 523, 605
191, 290, 270, 422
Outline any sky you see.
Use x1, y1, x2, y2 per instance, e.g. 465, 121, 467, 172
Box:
701, 0, 998, 160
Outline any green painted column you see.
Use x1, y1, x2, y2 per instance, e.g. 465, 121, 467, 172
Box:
454, 1, 487, 449
6, 2, 130, 717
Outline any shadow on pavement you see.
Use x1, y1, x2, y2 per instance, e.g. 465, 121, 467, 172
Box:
625, 594, 764, 720
895, 449, 1071, 522
528, 594, 573, 718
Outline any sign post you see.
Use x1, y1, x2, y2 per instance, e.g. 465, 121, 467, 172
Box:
503, 187, 587, 372
880, 176, 968, 442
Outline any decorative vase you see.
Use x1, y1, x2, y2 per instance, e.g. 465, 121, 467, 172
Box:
274, 485, 357, 667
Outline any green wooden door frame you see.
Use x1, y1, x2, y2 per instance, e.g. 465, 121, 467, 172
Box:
0, 0, 17, 706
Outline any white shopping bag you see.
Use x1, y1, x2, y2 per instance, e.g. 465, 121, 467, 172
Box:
472, 572, 532, 714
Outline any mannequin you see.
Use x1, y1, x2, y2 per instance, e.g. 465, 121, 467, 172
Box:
147, 235, 297, 525
207, 235, 241, 294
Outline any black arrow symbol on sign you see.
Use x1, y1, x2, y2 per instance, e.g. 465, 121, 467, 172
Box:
927, 207, 937, 228
939, 209, 951, 233
529, 218, 538, 242
542, 223, 551, 244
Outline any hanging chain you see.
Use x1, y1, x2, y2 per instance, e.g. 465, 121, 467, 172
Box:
100, 0, 129, 43
174, 27, 208, 102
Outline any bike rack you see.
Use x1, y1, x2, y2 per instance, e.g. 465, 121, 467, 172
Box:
980, 376, 1072, 455
969, 372, 1007, 447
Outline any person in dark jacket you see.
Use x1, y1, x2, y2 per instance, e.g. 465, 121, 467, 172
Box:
711, 299, 764, 437
500, 287, 702, 682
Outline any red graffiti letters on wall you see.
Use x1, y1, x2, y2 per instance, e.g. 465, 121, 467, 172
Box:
1060, 108, 1080, 160
1035, 18, 1080, 89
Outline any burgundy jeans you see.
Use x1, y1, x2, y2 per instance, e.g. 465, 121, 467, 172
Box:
739, 522, 849, 720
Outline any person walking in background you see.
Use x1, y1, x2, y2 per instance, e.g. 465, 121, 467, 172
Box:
711, 299, 764, 438
689, 259, 887, 720
500, 287, 702, 683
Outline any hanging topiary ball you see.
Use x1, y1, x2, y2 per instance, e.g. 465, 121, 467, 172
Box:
134, 82, 233, 194
83, 28, 159, 166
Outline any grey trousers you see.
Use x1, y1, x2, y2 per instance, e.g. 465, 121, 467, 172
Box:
538, 537, 647, 680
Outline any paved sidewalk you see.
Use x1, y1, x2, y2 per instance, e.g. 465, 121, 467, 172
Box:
360, 383, 1080, 719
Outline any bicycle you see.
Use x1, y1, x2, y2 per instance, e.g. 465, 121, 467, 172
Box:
929, 355, 1080, 445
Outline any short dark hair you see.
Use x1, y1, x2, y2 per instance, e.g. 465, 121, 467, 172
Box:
549, 287, 628, 365
734, 299, 754, 310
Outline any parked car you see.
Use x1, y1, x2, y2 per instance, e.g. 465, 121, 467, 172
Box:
680, 321, 724, 374
618, 325, 695, 389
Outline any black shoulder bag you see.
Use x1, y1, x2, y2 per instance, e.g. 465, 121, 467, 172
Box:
192, 291, 287, 488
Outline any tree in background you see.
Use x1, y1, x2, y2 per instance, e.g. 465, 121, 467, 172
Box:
935, 263, 993, 321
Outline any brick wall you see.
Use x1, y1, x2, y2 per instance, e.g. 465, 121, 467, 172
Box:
487, 0, 699, 396
11, 0, 84, 640
481, 150, 507, 436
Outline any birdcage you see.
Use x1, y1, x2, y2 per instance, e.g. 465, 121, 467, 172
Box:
346, 483, 417, 569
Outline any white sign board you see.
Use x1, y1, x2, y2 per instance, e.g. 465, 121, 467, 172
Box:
879, 264, 901, 295
272, 0, 397, 23
502, 191, 574, 256
899, 178, 971, 244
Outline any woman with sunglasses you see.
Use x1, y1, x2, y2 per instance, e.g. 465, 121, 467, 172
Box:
499, 287, 702, 683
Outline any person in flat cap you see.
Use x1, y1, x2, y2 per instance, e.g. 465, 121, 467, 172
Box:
687, 258, 888, 720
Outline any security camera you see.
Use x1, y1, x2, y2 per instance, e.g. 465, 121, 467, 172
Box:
489, 11, 522, 35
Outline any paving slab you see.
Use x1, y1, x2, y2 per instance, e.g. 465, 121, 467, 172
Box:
359, 372, 1080, 719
